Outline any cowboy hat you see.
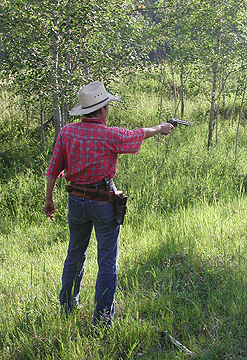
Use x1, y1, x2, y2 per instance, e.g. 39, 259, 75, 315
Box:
69, 81, 120, 116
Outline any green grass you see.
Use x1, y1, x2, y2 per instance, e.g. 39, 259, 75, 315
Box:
0, 71, 247, 359
1, 196, 247, 359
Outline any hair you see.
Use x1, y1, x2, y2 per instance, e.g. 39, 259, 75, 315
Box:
85, 105, 107, 118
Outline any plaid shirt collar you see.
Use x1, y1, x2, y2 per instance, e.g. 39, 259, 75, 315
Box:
81, 117, 104, 125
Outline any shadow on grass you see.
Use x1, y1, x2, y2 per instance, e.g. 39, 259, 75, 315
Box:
118, 236, 247, 359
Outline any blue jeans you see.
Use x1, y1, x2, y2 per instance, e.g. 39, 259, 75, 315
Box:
59, 195, 120, 326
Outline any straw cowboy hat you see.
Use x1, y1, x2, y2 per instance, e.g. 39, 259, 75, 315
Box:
69, 81, 120, 116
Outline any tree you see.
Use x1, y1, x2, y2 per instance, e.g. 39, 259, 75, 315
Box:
0, 0, 148, 142
147, 0, 247, 147
192, 0, 247, 148
147, 0, 197, 119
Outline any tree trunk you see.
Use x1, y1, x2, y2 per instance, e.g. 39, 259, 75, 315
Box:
235, 82, 246, 157
208, 11, 222, 149
82, 29, 89, 78
180, 67, 184, 119
63, 9, 71, 128
229, 86, 238, 126
51, 29, 62, 142
171, 63, 177, 117
20, 86, 30, 139
61, 103, 69, 128
215, 102, 220, 145
53, 99, 62, 143
40, 99, 45, 148
157, 65, 166, 156
208, 60, 218, 148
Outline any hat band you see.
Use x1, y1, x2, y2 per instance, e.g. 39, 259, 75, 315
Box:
81, 96, 109, 110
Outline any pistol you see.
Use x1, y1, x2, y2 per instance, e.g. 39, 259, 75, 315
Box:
167, 118, 189, 127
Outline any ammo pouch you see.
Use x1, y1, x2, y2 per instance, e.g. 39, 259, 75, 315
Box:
114, 192, 128, 225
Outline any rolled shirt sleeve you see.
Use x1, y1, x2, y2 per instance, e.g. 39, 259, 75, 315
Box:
45, 133, 66, 179
110, 127, 145, 154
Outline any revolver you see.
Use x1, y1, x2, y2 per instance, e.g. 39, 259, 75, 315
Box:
167, 118, 189, 127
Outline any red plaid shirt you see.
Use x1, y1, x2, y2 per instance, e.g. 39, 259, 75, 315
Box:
46, 118, 145, 184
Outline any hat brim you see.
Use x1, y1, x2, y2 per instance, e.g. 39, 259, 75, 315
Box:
69, 92, 120, 116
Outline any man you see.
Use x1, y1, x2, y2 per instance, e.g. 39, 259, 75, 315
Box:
44, 81, 173, 327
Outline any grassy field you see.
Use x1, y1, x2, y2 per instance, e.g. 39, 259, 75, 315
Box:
0, 71, 247, 359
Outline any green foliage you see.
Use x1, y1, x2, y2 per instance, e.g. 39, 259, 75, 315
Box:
0, 0, 150, 140
1, 0, 246, 146
1, 72, 247, 359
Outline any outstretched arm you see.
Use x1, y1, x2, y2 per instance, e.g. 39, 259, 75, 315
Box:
44, 176, 56, 221
143, 122, 174, 139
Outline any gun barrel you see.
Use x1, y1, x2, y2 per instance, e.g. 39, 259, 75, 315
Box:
177, 120, 189, 126
167, 118, 190, 126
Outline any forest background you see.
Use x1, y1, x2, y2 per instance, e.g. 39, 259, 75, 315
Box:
0, 0, 247, 359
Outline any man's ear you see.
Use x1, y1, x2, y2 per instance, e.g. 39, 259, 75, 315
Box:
98, 107, 104, 116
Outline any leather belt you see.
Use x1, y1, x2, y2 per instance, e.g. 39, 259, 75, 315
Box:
66, 184, 115, 202
70, 179, 114, 191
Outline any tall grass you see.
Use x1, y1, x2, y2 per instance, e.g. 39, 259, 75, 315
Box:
0, 72, 247, 359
